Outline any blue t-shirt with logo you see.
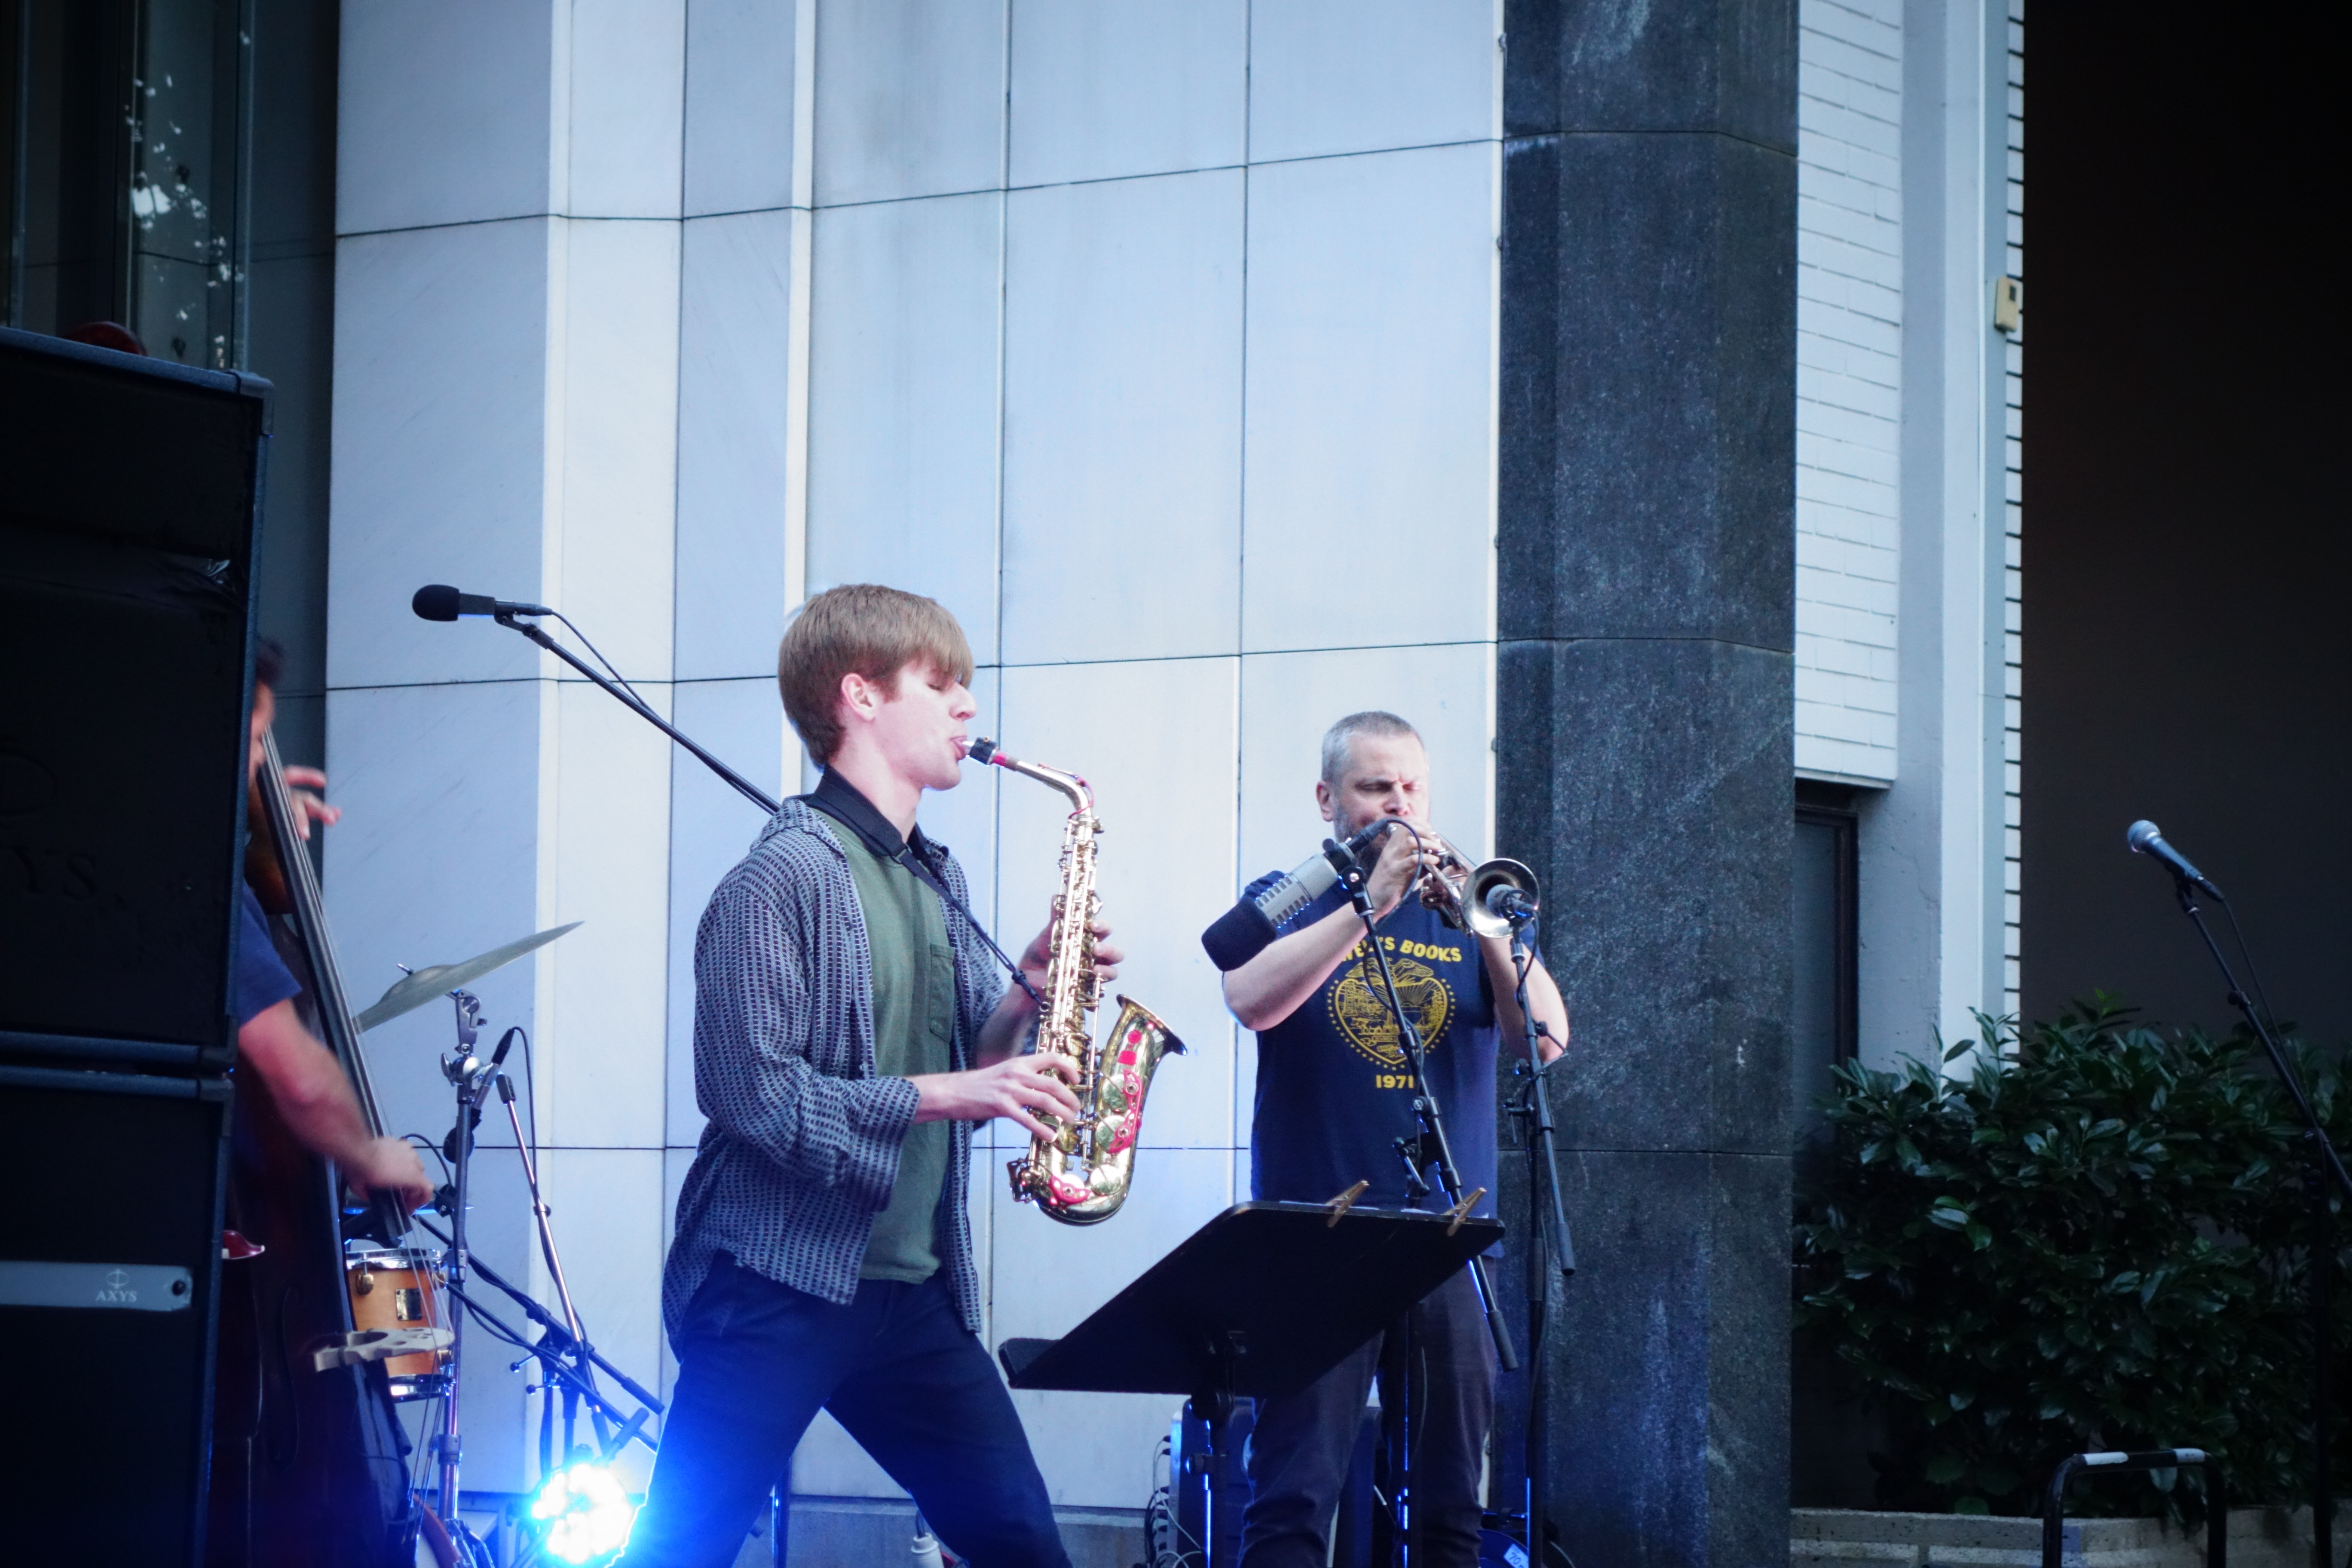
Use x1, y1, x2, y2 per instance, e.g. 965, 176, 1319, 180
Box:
1245, 873, 1510, 1226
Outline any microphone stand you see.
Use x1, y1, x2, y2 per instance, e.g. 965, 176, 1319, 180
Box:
1504, 916, 1575, 1568
493, 610, 778, 814
1332, 843, 1520, 1563
2159, 872, 2347, 1567
478, 607, 1044, 1010
501, 1071, 619, 1467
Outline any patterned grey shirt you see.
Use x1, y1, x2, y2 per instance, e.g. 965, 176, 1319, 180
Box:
662, 799, 1003, 1336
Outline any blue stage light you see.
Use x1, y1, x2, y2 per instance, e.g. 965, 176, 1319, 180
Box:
528, 1461, 639, 1565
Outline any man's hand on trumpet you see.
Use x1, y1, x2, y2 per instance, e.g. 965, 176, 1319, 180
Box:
1360, 818, 1442, 919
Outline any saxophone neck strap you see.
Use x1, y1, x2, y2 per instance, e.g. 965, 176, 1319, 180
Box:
801, 771, 1046, 1014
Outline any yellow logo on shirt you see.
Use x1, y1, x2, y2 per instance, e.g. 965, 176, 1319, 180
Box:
1328, 948, 1453, 1070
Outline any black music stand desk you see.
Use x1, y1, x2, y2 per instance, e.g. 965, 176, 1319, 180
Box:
998, 1198, 1504, 1544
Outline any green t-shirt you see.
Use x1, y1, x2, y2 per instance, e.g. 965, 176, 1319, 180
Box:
839, 831, 956, 1284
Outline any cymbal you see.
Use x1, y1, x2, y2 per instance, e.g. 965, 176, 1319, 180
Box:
354, 922, 583, 1033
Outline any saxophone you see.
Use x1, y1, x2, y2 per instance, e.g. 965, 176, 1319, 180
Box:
969, 738, 1184, 1225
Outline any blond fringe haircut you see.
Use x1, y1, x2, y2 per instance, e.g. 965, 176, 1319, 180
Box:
778, 584, 975, 765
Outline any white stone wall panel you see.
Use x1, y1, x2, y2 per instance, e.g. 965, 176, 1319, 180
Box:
1246, 0, 1500, 163
1008, 0, 1248, 187
676, 208, 807, 681
1000, 170, 1246, 665
554, 218, 681, 681
337, 0, 556, 233
564, 0, 687, 218
544, 680, 674, 1148
806, 193, 1006, 662
329, 219, 553, 689
684, 0, 811, 216
1240, 142, 1497, 654
812, 0, 1008, 206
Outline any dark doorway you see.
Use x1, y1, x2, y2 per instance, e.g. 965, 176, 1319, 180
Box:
2022, 8, 2351, 1047
1794, 781, 1859, 1156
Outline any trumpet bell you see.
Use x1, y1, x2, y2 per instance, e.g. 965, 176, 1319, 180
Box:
1460, 858, 1540, 940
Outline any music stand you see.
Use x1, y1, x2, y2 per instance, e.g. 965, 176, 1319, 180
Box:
999, 1199, 1505, 1562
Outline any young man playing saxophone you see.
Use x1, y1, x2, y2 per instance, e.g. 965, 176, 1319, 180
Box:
1222, 711, 1569, 1568
622, 585, 1115, 1568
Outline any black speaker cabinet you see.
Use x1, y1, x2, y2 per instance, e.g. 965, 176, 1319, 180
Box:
0, 327, 270, 1562
0, 1069, 234, 1559
0, 325, 270, 1054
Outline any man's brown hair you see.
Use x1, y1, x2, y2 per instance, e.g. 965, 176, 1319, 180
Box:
778, 584, 975, 764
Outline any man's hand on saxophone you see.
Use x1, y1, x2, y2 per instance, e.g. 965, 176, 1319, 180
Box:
1008, 913, 1126, 1008
910, 911, 1124, 1140
910, 1054, 1081, 1142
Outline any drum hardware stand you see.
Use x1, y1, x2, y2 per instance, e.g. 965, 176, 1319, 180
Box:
1502, 910, 1577, 1568
429, 989, 511, 1568
1333, 844, 1521, 1565
414, 990, 663, 1555
414, 1234, 661, 1464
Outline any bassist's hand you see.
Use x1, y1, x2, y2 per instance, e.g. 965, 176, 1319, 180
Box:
349, 1136, 434, 1213
280, 764, 342, 840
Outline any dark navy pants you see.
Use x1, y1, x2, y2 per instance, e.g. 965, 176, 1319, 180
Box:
619, 1258, 1067, 1568
1238, 1266, 1495, 1568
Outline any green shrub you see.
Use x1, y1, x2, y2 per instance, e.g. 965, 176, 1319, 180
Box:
1794, 999, 2351, 1524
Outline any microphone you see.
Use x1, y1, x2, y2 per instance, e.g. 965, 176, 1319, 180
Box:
1201, 821, 1393, 972
412, 583, 552, 622
1484, 885, 1537, 923
2126, 820, 2223, 898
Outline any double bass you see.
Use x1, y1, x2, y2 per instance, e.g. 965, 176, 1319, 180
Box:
207, 735, 425, 1567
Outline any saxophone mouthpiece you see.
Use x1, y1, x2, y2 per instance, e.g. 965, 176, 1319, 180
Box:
966, 737, 999, 766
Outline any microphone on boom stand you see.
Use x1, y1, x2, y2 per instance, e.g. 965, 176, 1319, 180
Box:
2125, 819, 2223, 900
1199, 823, 1393, 971
413, 582, 784, 815
2124, 814, 2349, 1568
411, 583, 551, 621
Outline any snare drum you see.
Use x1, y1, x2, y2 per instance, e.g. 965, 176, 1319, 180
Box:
344, 1247, 450, 1399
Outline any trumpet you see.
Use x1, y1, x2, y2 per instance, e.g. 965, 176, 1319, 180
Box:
1368, 821, 1541, 940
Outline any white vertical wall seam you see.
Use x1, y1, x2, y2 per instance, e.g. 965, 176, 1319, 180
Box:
1232, 0, 1256, 1191
781, 0, 818, 789
1481, 4, 1503, 858
985, 0, 1014, 1351
535, 214, 570, 1141
662, 0, 689, 1279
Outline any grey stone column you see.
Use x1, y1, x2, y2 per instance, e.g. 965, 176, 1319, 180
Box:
1495, 4, 1797, 1565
